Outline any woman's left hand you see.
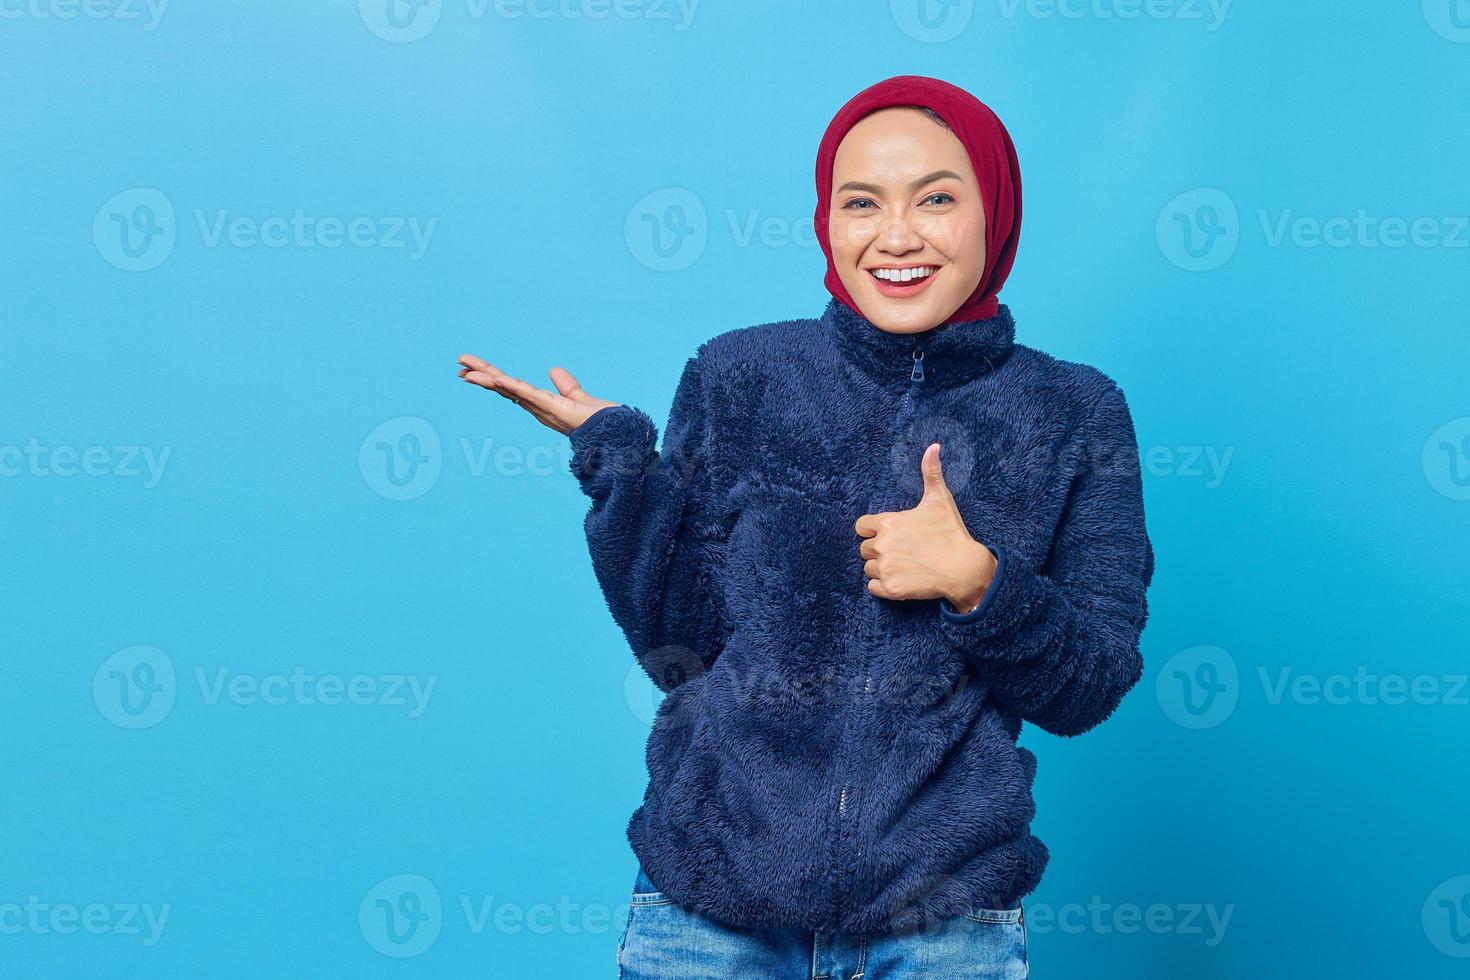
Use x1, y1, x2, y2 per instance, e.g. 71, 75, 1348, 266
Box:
854, 443, 998, 611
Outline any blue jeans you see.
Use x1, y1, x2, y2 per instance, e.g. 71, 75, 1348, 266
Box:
616, 864, 1029, 979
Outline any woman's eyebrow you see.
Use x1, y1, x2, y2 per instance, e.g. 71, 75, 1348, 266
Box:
834, 170, 964, 195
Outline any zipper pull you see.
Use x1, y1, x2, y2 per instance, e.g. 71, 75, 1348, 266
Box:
911, 348, 925, 382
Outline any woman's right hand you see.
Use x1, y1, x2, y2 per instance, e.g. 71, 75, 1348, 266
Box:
456, 354, 621, 435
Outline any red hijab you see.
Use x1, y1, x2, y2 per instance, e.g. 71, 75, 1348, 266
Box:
813, 75, 1022, 325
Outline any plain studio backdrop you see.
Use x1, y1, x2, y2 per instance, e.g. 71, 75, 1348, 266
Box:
4, 2, 1468, 977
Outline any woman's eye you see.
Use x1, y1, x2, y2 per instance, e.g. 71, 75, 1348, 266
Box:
921, 192, 955, 207
842, 198, 876, 211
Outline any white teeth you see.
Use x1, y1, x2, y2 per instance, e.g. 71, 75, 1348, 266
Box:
871, 266, 934, 283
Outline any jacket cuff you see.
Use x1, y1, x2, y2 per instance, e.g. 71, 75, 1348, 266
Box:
936, 544, 1045, 647
938, 544, 1006, 624
567, 405, 657, 498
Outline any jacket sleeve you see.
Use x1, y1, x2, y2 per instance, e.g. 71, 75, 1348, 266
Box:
566, 347, 731, 693
934, 382, 1155, 737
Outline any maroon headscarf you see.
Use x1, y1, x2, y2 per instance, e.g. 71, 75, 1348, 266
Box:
813, 75, 1022, 325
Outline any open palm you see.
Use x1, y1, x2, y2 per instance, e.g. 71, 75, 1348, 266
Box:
457, 353, 620, 434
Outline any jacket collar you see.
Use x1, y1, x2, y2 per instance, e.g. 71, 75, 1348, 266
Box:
821, 297, 1017, 392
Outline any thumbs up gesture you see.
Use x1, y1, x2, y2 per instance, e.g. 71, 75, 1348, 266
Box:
854, 443, 999, 611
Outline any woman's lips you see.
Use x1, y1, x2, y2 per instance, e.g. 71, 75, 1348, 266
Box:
868, 267, 937, 298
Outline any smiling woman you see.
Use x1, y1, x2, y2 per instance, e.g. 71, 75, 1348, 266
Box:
457, 74, 1152, 980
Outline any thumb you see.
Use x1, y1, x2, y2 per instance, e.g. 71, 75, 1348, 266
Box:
919, 443, 952, 503
549, 366, 588, 400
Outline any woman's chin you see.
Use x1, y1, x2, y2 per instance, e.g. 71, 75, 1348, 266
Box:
858, 291, 946, 334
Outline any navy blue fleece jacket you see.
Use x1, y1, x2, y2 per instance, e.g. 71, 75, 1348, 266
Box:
567, 297, 1154, 934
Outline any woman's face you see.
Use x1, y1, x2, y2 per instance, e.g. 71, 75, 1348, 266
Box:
828, 107, 987, 334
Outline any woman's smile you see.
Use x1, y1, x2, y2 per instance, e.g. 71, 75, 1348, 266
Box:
867, 263, 940, 298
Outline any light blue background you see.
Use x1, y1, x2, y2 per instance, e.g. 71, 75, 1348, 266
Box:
5, 1, 1469, 976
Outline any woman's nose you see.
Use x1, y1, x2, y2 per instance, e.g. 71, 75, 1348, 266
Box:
877, 211, 924, 253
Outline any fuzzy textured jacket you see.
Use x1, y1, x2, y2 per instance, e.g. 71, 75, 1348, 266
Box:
567, 297, 1154, 934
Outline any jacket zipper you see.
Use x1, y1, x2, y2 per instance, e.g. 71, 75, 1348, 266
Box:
832, 339, 926, 928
